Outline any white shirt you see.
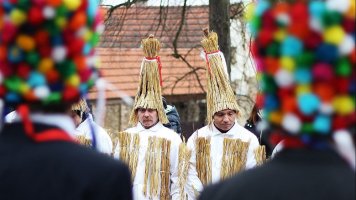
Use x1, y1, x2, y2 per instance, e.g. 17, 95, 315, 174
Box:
114, 122, 182, 200
186, 121, 260, 198
74, 114, 113, 155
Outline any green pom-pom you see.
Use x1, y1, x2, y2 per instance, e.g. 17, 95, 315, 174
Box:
301, 123, 314, 134
45, 92, 61, 104
266, 42, 280, 57
322, 11, 342, 27
262, 74, 277, 93
4, 77, 22, 92
57, 61, 76, 78
26, 52, 40, 68
336, 58, 351, 77
296, 51, 315, 67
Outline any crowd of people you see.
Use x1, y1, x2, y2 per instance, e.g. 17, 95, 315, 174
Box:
0, 0, 355, 200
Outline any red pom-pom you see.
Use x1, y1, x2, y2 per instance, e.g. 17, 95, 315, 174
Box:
349, 49, 356, 64
335, 78, 349, 93
0, 46, 6, 62
0, 86, 7, 97
258, 29, 274, 47
67, 39, 85, 57
62, 86, 79, 102
46, 69, 60, 84
79, 68, 92, 82
342, 18, 355, 34
314, 82, 335, 102
17, 64, 31, 79
264, 57, 279, 74
333, 115, 348, 130
69, 11, 87, 30
1, 22, 17, 44
28, 7, 44, 25
35, 31, 50, 46
304, 31, 322, 49
38, 45, 51, 57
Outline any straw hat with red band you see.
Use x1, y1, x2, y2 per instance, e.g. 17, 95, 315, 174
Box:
0, 0, 103, 106
247, 0, 355, 146
128, 35, 168, 125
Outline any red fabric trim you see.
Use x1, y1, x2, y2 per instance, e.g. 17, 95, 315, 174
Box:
145, 56, 163, 86
204, 50, 220, 76
16, 105, 75, 143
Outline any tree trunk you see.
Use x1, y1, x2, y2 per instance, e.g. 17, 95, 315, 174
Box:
209, 0, 231, 79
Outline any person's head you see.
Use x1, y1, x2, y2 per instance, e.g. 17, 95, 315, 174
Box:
70, 98, 89, 127
0, 1, 102, 113
248, 0, 355, 146
137, 107, 159, 129
213, 109, 237, 131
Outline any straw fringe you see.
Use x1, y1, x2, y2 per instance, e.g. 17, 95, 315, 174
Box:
195, 137, 212, 185
178, 142, 192, 200
143, 136, 171, 199
254, 145, 266, 166
201, 30, 239, 124
117, 132, 140, 181
160, 139, 171, 200
129, 35, 168, 126
220, 138, 250, 180
75, 135, 92, 147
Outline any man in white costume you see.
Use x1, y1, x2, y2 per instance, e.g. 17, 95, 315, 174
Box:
114, 35, 183, 200
185, 30, 263, 199
71, 99, 113, 155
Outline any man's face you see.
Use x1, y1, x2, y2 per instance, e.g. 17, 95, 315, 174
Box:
70, 110, 82, 128
213, 109, 237, 131
137, 107, 159, 129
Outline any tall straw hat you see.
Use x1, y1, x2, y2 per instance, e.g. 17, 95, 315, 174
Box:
129, 35, 168, 125
201, 29, 240, 124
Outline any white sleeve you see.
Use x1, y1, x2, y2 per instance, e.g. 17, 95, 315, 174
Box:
245, 133, 260, 169
184, 133, 204, 200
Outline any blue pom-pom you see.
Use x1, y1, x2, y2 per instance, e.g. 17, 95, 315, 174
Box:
5, 92, 21, 103
309, 1, 326, 18
87, 0, 99, 18
51, 35, 63, 46
255, 0, 270, 16
8, 46, 23, 63
83, 43, 91, 55
79, 84, 88, 94
28, 72, 46, 87
281, 36, 303, 56
295, 69, 311, 84
313, 115, 331, 134
298, 93, 320, 115
316, 43, 338, 63
265, 94, 280, 110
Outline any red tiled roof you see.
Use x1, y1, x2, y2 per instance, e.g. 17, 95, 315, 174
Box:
89, 5, 209, 99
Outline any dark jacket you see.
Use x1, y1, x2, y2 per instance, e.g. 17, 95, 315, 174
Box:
199, 148, 355, 200
164, 105, 182, 134
0, 123, 132, 200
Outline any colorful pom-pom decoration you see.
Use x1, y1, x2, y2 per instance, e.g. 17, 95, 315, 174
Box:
247, 0, 355, 140
0, 0, 102, 105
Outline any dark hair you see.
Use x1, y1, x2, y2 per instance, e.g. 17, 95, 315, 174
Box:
162, 96, 167, 109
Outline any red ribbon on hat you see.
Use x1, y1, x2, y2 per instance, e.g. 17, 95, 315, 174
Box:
145, 56, 163, 86
17, 105, 75, 143
204, 50, 220, 76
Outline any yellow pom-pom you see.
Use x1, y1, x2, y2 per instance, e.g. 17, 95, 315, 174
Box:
280, 57, 295, 71
274, 29, 287, 42
19, 83, 30, 94
55, 17, 68, 30
244, 3, 256, 21
323, 26, 345, 45
296, 84, 311, 95
269, 111, 283, 125
333, 96, 355, 115
16, 35, 35, 52
346, 0, 355, 18
38, 58, 54, 73
10, 9, 27, 26
63, 0, 81, 11
83, 30, 93, 42
66, 74, 80, 87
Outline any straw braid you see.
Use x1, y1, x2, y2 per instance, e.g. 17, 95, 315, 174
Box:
254, 145, 266, 166
201, 30, 239, 124
75, 135, 92, 147
117, 132, 140, 181
178, 141, 192, 200
220, 138, 250, 180
160, 139, 171, 200
195, 137, 212, 185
